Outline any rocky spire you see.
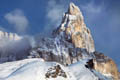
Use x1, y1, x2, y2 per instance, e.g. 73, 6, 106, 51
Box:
54, 2, 95, 53
30, 3, 120, 79
68, 3, 81, 15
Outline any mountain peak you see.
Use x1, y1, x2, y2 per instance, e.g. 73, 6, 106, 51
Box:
54, 2, 95, 53
68, 2, 80, 15
68, 2, 83, 20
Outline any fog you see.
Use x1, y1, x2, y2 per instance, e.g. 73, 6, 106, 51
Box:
0, 37, 31, 63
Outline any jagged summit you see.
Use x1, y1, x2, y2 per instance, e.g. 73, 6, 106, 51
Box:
29, 3, 119, 79
68, 2, 81, 15
68, 2, 83, 20
54, 2, 95, 53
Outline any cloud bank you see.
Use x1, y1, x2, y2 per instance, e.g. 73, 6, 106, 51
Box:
0, 36, 31, 63
4, 9, 29, 33
44, 0, 66, 34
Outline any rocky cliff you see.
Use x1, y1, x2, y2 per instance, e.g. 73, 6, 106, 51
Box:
53, 3, 95, 53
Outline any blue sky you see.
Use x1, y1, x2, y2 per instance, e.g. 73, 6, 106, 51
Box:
0, 0, 120, 69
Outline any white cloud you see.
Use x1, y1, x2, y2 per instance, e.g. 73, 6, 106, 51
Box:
47, 0, 65, 24
81, 1, 104, 14
44, 0, 66, 33
0, 37, 31, 62
4, 9, 29, 33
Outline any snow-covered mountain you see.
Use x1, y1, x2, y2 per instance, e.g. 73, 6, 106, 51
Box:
29, 3, 96, 65
28, 3, 120, 80
0, 58, 112, 80
0, 2, 119, 80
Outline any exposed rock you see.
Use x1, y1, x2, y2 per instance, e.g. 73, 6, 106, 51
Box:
93, 52, 119, 80
45, 65, 67, 78
94, 59, 119, 80
29, 37, 93, 65
86, 52, 120, 80
53, 2, 95, 53
31, 2, 95, 64
119, 72, 120, 79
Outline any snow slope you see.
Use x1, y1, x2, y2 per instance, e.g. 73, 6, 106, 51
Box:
0, 58, 76, 80
69, 60, 112, 80
69, 61, 98, 80
0, 58, 111, 80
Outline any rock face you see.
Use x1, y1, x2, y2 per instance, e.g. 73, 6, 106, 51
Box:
53, 3, 95, 53
28, 2, 119, 80
93, 52, 120, 80
86, 51, 120, 80
30, 3, 95, 65
29, 37, 92, 65
45, 65, 67, 78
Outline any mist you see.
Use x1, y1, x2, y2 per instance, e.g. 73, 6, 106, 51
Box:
0, 36, 32, 63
